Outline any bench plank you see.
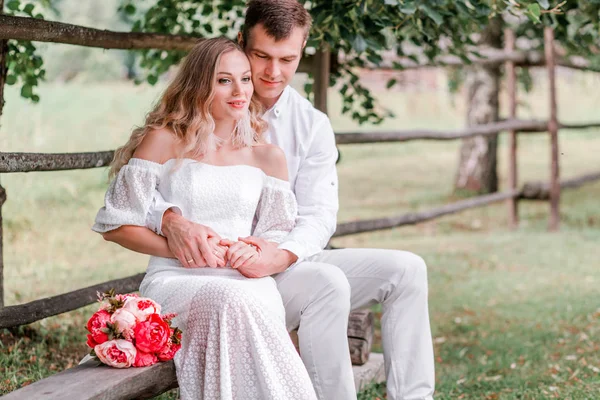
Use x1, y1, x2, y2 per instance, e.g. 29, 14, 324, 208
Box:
2, 353, 385, 399
1, 359, 177, 400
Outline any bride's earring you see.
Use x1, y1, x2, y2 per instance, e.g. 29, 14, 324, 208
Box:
207, 133, 225, 152
233, 111, 254, 148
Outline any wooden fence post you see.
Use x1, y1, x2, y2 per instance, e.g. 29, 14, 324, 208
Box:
313, 45, 330, 114
505, 28, 518, 228
544, 27, 560, 231
0, 0, 8, 308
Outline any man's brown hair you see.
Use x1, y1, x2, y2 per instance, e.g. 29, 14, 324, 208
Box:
242, 0, 312, 46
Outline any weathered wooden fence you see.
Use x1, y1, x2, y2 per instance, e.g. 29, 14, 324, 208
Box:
1, 16, 600, 331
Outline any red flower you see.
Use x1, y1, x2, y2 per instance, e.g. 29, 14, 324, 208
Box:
86, 334, 99, 349
133, 350, 158, 367
157, 329, 182, 361
133, 314, 170, 353
157, 343, 180, 361
86, 310, 111, 344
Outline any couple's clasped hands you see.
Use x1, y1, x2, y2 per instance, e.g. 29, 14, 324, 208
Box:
162, 211, 272, 277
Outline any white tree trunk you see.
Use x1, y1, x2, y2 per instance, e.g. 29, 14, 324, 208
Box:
455, 18, 502, 194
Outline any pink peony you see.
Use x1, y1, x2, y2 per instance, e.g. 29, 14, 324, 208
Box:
123, 297, 161, 322
86, 310, 111, 345
110, 308, 137, 339
95, 339, 137, 368
133, 350, 158, 367
133, 314, 170, 353
115, 293, 139, 302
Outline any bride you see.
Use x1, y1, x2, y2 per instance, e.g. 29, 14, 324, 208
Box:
92, 37, 317, 400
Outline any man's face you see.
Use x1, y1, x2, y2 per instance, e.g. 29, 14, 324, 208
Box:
244, 23, 306, 108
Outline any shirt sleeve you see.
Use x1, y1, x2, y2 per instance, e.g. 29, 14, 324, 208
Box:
92, 158, 164, 233
277, 113, 339, 262
252, 176, 298, 243
145, 189, 182, 236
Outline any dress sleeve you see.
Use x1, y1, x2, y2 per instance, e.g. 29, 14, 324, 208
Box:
92, 158, 162, 233
252, 175, 298, 244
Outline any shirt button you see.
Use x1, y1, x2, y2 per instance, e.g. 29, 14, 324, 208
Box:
274, 108, 281, 117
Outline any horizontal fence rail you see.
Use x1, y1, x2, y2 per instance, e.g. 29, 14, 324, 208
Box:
0, 15, 201, 51
0, 273, 144, 329
0, 151, 114, 172
336, 120, 600, 145
1, 170, 599, 329
521, 171, 600, 200
0, 15, 598, 74
0, 15, 313, 73
333, 190, 520, 237
336, 119, 547, 145
334, 171, 600, 237
2, 120, 600, 173
361, 48, 596, 72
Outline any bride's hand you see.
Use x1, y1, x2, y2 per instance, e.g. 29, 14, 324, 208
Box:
207, 237, 228, 267
219, 239, 260, 270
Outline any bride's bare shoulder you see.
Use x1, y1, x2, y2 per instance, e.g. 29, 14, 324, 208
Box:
252, 144, 288, 181
132, 128, 179, 164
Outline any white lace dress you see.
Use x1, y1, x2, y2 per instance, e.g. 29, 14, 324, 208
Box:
93, 158, 317, 400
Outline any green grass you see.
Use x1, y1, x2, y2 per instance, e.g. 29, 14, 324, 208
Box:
1, 73, 600, 398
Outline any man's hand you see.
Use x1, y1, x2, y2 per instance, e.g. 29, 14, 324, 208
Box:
220, 236, 298, 278
162, 210, 225, 268
219, 239, 260, 271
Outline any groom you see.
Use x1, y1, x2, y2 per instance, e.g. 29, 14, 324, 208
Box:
146, 1, 435, 399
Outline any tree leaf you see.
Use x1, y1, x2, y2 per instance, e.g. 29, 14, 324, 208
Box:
6, 75, 17, 85
352, 34, 368, 53
527, 4, 542, 23
7, 0, 20, 11
124, 4, 136, 15
386, 78, 397, 89
399, 3, 417, 15
23, 3, 34, 15
537, 0, 550, 10
421, 5, 444, 25
21, 84, 33, 98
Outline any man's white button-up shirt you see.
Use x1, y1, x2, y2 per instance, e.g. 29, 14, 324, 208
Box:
262, 86, 339, 262
147, 85, 339, 263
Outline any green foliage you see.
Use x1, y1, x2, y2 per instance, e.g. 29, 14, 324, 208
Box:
4, 0, 600, 123
3, 0, 50, 103
118, 0, 246, 85
516, 0, 600, 64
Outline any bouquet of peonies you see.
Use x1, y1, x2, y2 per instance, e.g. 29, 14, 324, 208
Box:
85, 290, 182, 368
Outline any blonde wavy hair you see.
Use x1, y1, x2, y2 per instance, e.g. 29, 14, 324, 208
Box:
109, 37, 267, 178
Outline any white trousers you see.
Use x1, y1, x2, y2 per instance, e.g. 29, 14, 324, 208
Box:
273, 248, 435, 400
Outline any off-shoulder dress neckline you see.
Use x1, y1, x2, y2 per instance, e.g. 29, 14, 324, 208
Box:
128, 157, 290, 185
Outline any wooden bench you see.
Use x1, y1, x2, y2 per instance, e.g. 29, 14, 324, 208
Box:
2, 310, 384, 399
1, 354, 385, 399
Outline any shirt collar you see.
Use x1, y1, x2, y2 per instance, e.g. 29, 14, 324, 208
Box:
264, 85, 290, 119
